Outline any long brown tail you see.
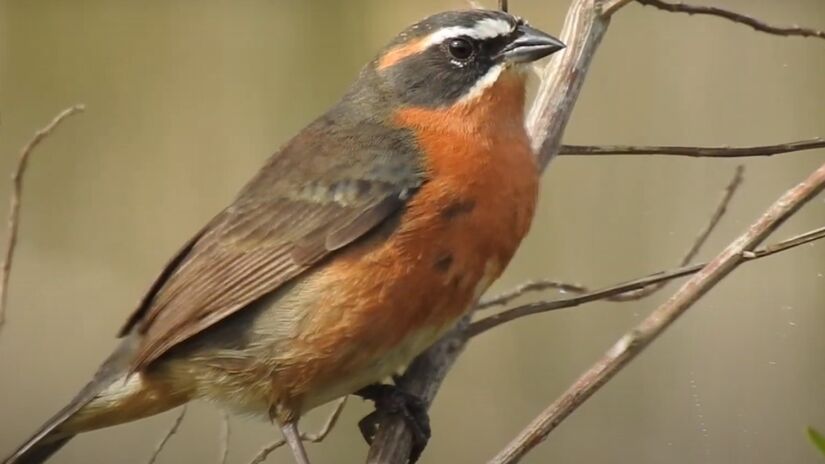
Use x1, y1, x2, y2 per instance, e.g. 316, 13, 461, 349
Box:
3, 337, 189, 464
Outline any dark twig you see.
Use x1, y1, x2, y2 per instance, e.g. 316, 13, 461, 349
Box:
478, 165, 744, 310
637, 0, 825, 40
499, 0, 508, 13
0, 105, 85, 332
146, 406, 187, 464
488, 161, 825, 463
560, 138, 825, 158
469, 222, 825, 337
247, 397, 347, 464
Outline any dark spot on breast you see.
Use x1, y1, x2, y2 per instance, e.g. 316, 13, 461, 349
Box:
434, 252, 453, 272
440, 198, 476, 219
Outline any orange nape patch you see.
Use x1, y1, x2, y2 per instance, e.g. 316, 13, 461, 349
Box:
377, 36, 429, 70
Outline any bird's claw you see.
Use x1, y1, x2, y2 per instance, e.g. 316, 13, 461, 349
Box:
355, 384, 431, 463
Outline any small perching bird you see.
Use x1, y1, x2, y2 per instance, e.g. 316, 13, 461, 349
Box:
3, 9, 564, 464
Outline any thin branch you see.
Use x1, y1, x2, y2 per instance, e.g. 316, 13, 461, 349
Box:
499, 0, 508, 13
469, 223, 825, 337
488, 161, 825, 464
559, 138, 825, 158
247, 397, 347, 464
478, 165, 743, 310
637, 0, 825, 40
0, 105, 85, 332
218, 411, 231, 464
478, 279, 592, 309
146, 406, 187, 464
611, 164, 743, 300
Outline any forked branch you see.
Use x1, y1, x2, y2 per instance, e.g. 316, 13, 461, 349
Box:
469, 223, 825, 337
489, 160, 825, 463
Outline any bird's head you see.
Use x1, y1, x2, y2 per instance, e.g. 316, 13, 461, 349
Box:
346, 9, 565, 114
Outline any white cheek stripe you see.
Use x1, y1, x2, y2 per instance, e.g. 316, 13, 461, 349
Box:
423, 18, 514, 48
458, 64, 504, 104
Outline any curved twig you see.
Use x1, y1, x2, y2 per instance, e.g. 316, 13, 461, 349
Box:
0, 105, 85, 332
638, 0, 825, 40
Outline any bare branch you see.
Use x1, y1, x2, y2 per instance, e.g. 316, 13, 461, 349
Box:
478, 165, 743, 312
469, 222, 825, 337
488, 161, 825, 464
560, 138, 825, 158
146, 406, 187, 464
247, 397, 347, 464
218, 411, 231, 464
637, 0, 825, 40
499, 0, 508, 13
0, 105, 85, 332
611, 164, 743, 301
478, 279, 592, 309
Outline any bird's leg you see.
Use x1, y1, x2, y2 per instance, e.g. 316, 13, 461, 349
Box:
280, 421, 311, 464
355, 383, 431, 463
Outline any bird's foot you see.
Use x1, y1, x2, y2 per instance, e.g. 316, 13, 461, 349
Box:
355, 383, 431, 463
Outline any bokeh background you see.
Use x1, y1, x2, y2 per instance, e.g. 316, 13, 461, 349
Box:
1, 1, 824, 463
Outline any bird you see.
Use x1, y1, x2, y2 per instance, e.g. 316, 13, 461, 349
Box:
3, 8, 564, 464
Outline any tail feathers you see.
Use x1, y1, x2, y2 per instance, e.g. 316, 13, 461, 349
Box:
2, 372, 118, 464
2, 437, 73, 464
3, 335, 188, 464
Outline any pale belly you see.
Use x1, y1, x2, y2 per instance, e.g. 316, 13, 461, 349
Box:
161, 252, 500, 420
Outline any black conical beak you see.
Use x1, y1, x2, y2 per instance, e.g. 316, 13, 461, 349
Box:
496, 24, 566, 64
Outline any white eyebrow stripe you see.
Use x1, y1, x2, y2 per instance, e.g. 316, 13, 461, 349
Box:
423, 18, 514, 47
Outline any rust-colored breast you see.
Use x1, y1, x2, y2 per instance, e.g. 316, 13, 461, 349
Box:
279, 69, 539, 404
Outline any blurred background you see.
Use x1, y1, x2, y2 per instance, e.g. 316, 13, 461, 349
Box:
1, 1, 824, 463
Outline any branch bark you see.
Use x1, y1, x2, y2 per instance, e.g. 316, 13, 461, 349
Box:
488, 160, 825, 464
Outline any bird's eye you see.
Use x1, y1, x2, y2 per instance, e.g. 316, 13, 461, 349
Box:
446, 38, 475, 61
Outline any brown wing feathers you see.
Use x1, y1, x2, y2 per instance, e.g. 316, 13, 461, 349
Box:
122, 125, 422, 371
